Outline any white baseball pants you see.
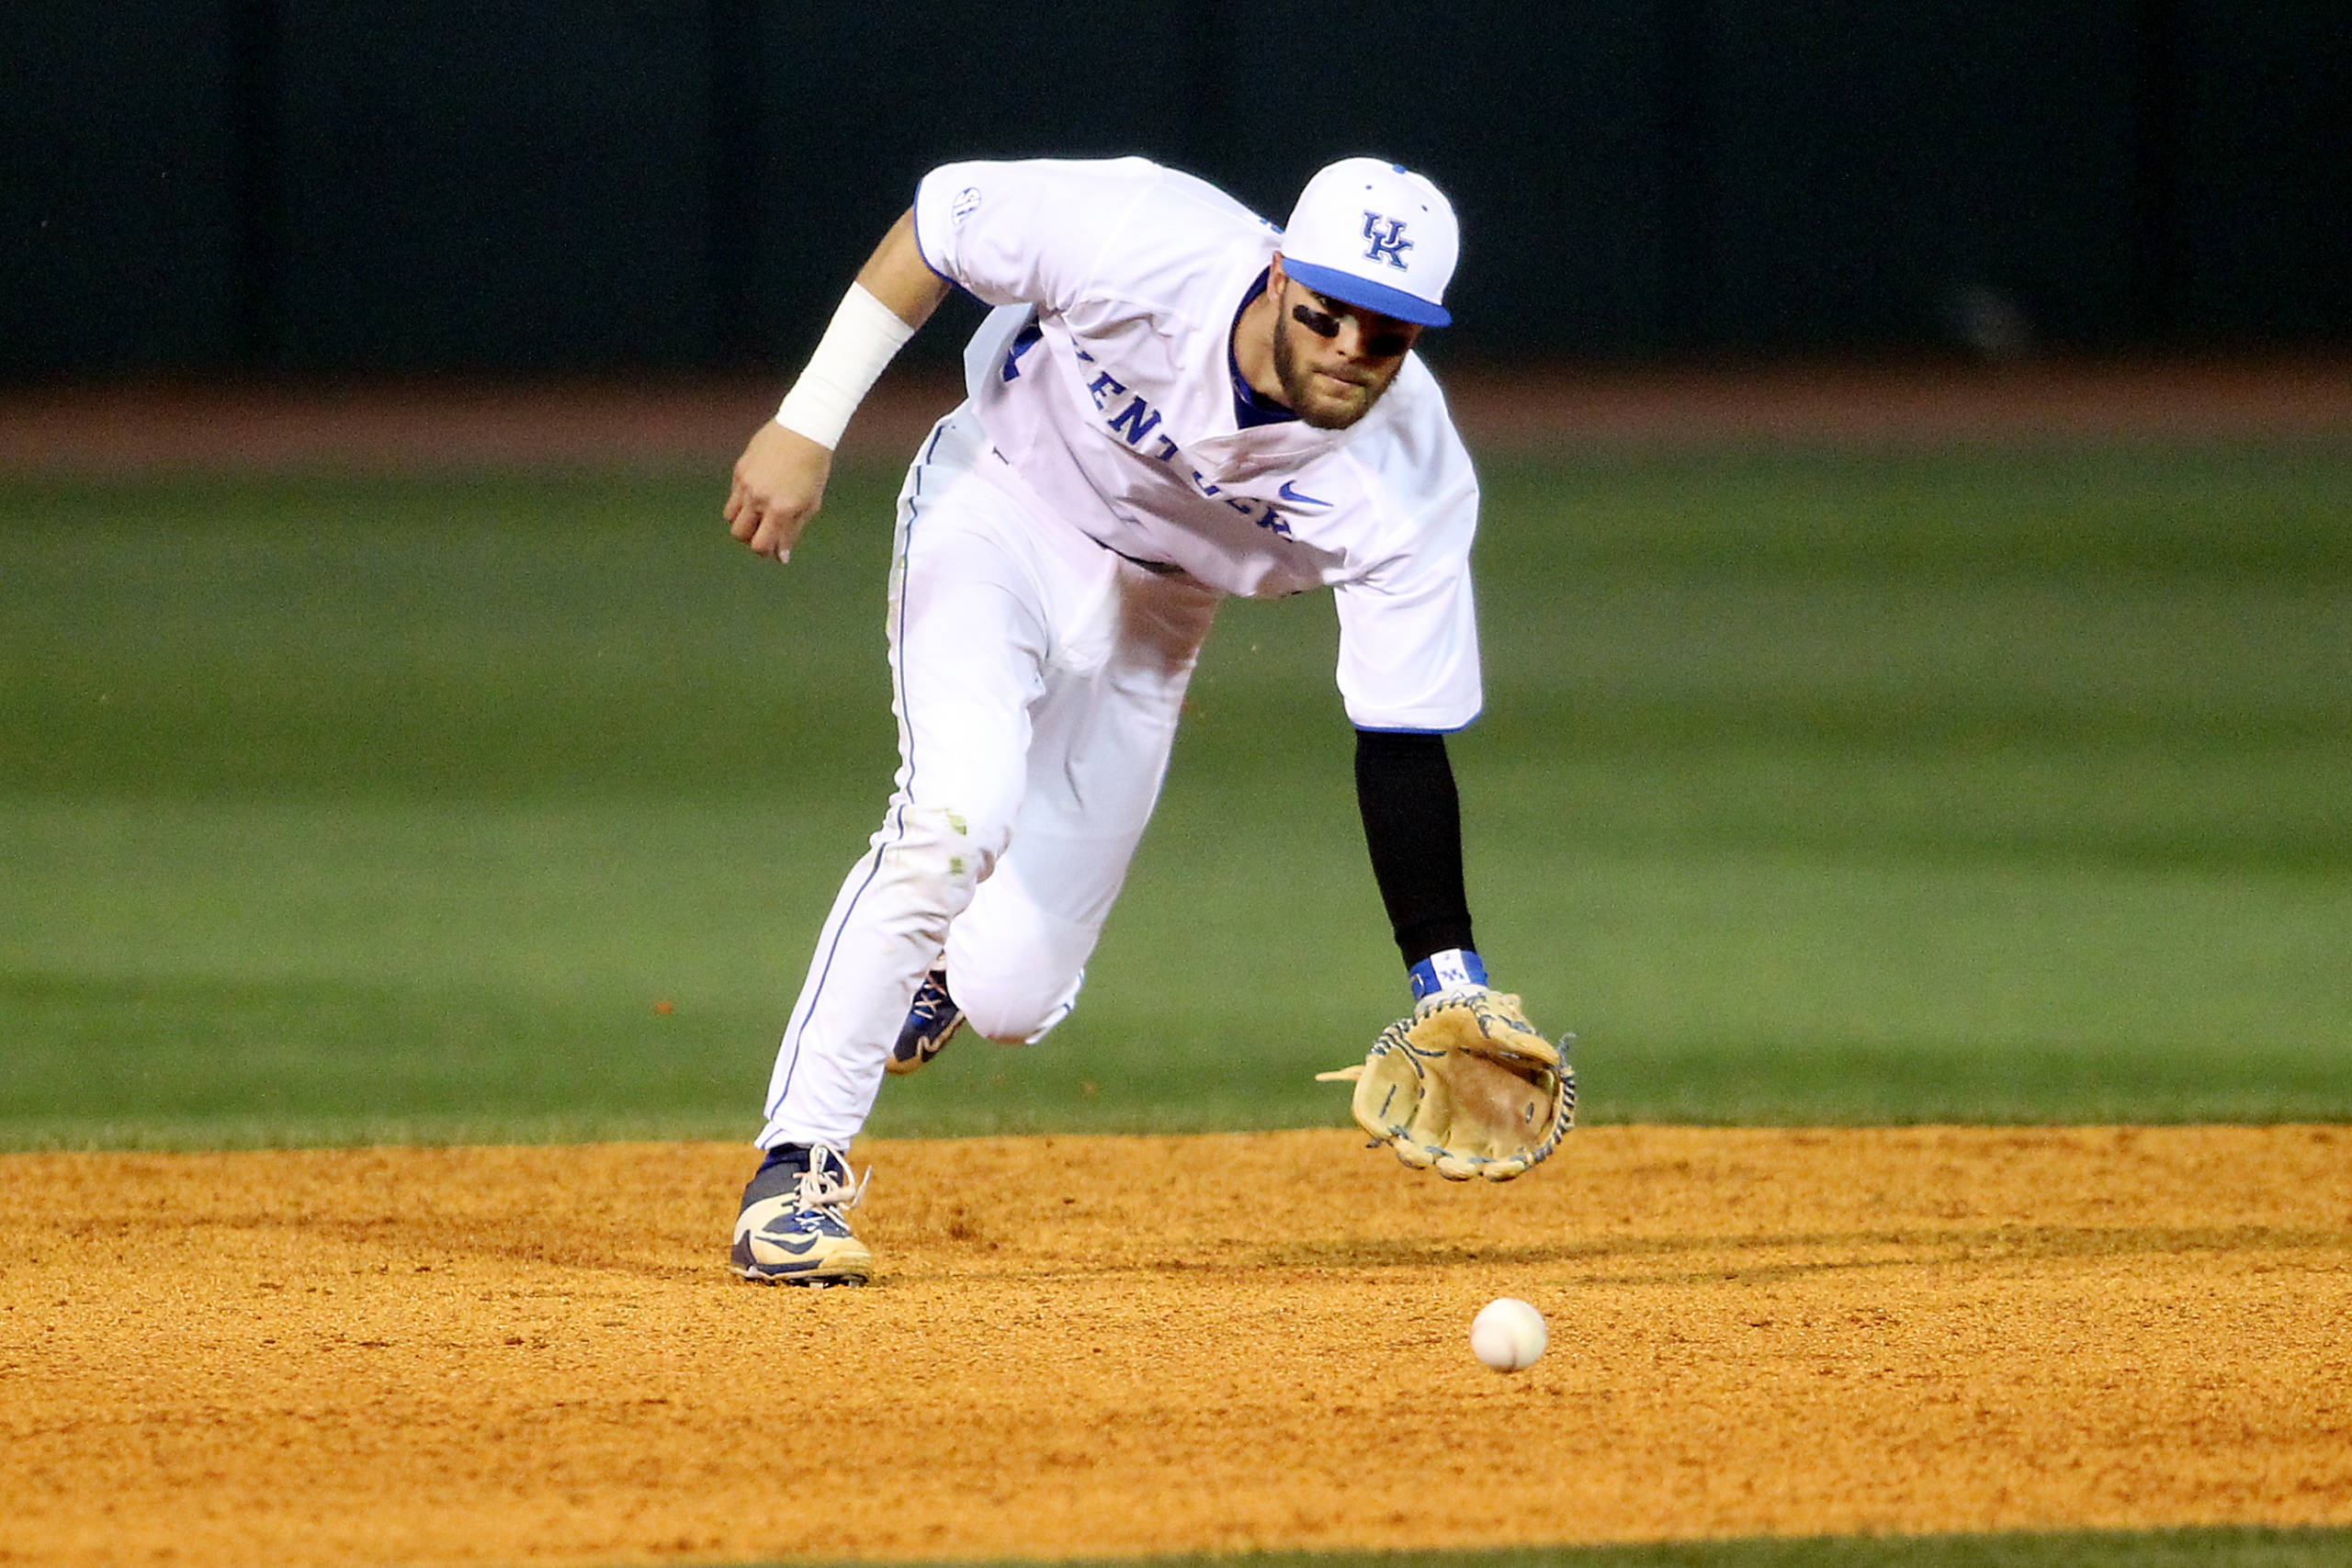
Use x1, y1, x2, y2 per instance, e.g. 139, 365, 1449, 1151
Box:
758, 408, 1220, 1150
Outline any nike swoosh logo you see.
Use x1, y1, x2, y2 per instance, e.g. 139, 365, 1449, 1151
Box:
1276, 480, 1331, 507
763, 1233, 824, 1255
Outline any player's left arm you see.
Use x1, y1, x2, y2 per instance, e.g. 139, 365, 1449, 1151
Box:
1331, 721, 1571, 1179
1353, 727, 1483, 998
1321, 390, 1575, 1177
1333, 412, 1496, 1009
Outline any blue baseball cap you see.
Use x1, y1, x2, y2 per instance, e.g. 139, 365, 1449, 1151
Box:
1279, 158, 1458, 327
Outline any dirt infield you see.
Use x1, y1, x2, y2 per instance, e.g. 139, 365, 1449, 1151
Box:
6, 1128, 2348, 1567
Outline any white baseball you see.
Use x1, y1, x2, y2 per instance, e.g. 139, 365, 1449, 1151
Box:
1470, 1297, 1547, 1372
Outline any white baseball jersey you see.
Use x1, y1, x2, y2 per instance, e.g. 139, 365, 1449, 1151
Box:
910, 156, 1483, 733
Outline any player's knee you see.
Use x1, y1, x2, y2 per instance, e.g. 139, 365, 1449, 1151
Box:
876, 802, 1012, 897
956, 965, 1083, 1045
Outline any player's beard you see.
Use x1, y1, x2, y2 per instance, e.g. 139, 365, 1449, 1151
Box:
1271, 310, 1392, 430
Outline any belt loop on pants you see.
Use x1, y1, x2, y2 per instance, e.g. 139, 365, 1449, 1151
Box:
1081, 531, 1186, 577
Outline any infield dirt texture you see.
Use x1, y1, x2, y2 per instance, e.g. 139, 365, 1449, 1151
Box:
6, 363, 2349, 1566
9, 1128, 2352, 1565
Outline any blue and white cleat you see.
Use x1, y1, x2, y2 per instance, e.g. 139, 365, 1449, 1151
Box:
730, 1144, 874, 1287
886, 969, 964, 1076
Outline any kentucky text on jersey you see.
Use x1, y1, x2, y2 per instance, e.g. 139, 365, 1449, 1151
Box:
1013, 333, 1299, 538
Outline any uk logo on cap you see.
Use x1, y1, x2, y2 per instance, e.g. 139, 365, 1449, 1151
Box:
1279, 158, 1458, 327
1362, 214, 1414, 269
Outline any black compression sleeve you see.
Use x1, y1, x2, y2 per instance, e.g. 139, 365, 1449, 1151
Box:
1353, 728, 1476, 968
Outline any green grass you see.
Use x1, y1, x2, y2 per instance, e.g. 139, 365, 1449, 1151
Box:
773, 1529, 2352, 1567
4, 445, 2349, 1148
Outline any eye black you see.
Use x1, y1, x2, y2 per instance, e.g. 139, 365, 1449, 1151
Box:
1292, 302, 1412, 358
1292, 302, 1340, 339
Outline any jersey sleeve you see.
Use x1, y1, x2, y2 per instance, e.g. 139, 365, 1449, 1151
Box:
1333, 541, 1483, 731
1330, 390, 1485, 732
911, 158, 1156, 316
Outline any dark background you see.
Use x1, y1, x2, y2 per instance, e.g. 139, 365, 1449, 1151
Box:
4, 0, 2346, 379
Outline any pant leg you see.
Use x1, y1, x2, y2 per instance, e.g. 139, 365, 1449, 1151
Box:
945, 558, 1221, 1043
758, 417, 1060, 1149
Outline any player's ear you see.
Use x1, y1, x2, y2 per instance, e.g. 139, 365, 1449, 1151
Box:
1268, 253, 1289, 294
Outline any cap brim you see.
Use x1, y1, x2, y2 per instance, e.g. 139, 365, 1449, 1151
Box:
1283, 259, 1452, 327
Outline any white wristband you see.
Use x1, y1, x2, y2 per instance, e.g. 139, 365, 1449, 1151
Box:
775, 282, 918, 451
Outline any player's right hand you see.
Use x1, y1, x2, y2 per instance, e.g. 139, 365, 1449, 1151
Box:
726, 421, 834, 562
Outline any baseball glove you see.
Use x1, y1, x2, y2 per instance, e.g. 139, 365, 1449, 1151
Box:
1317, 988, 1575, 1181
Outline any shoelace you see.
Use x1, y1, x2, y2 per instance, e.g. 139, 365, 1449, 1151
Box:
796, 1157, 868, 1216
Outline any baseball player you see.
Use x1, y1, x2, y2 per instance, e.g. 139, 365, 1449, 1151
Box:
725, 155, 1548, 1286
